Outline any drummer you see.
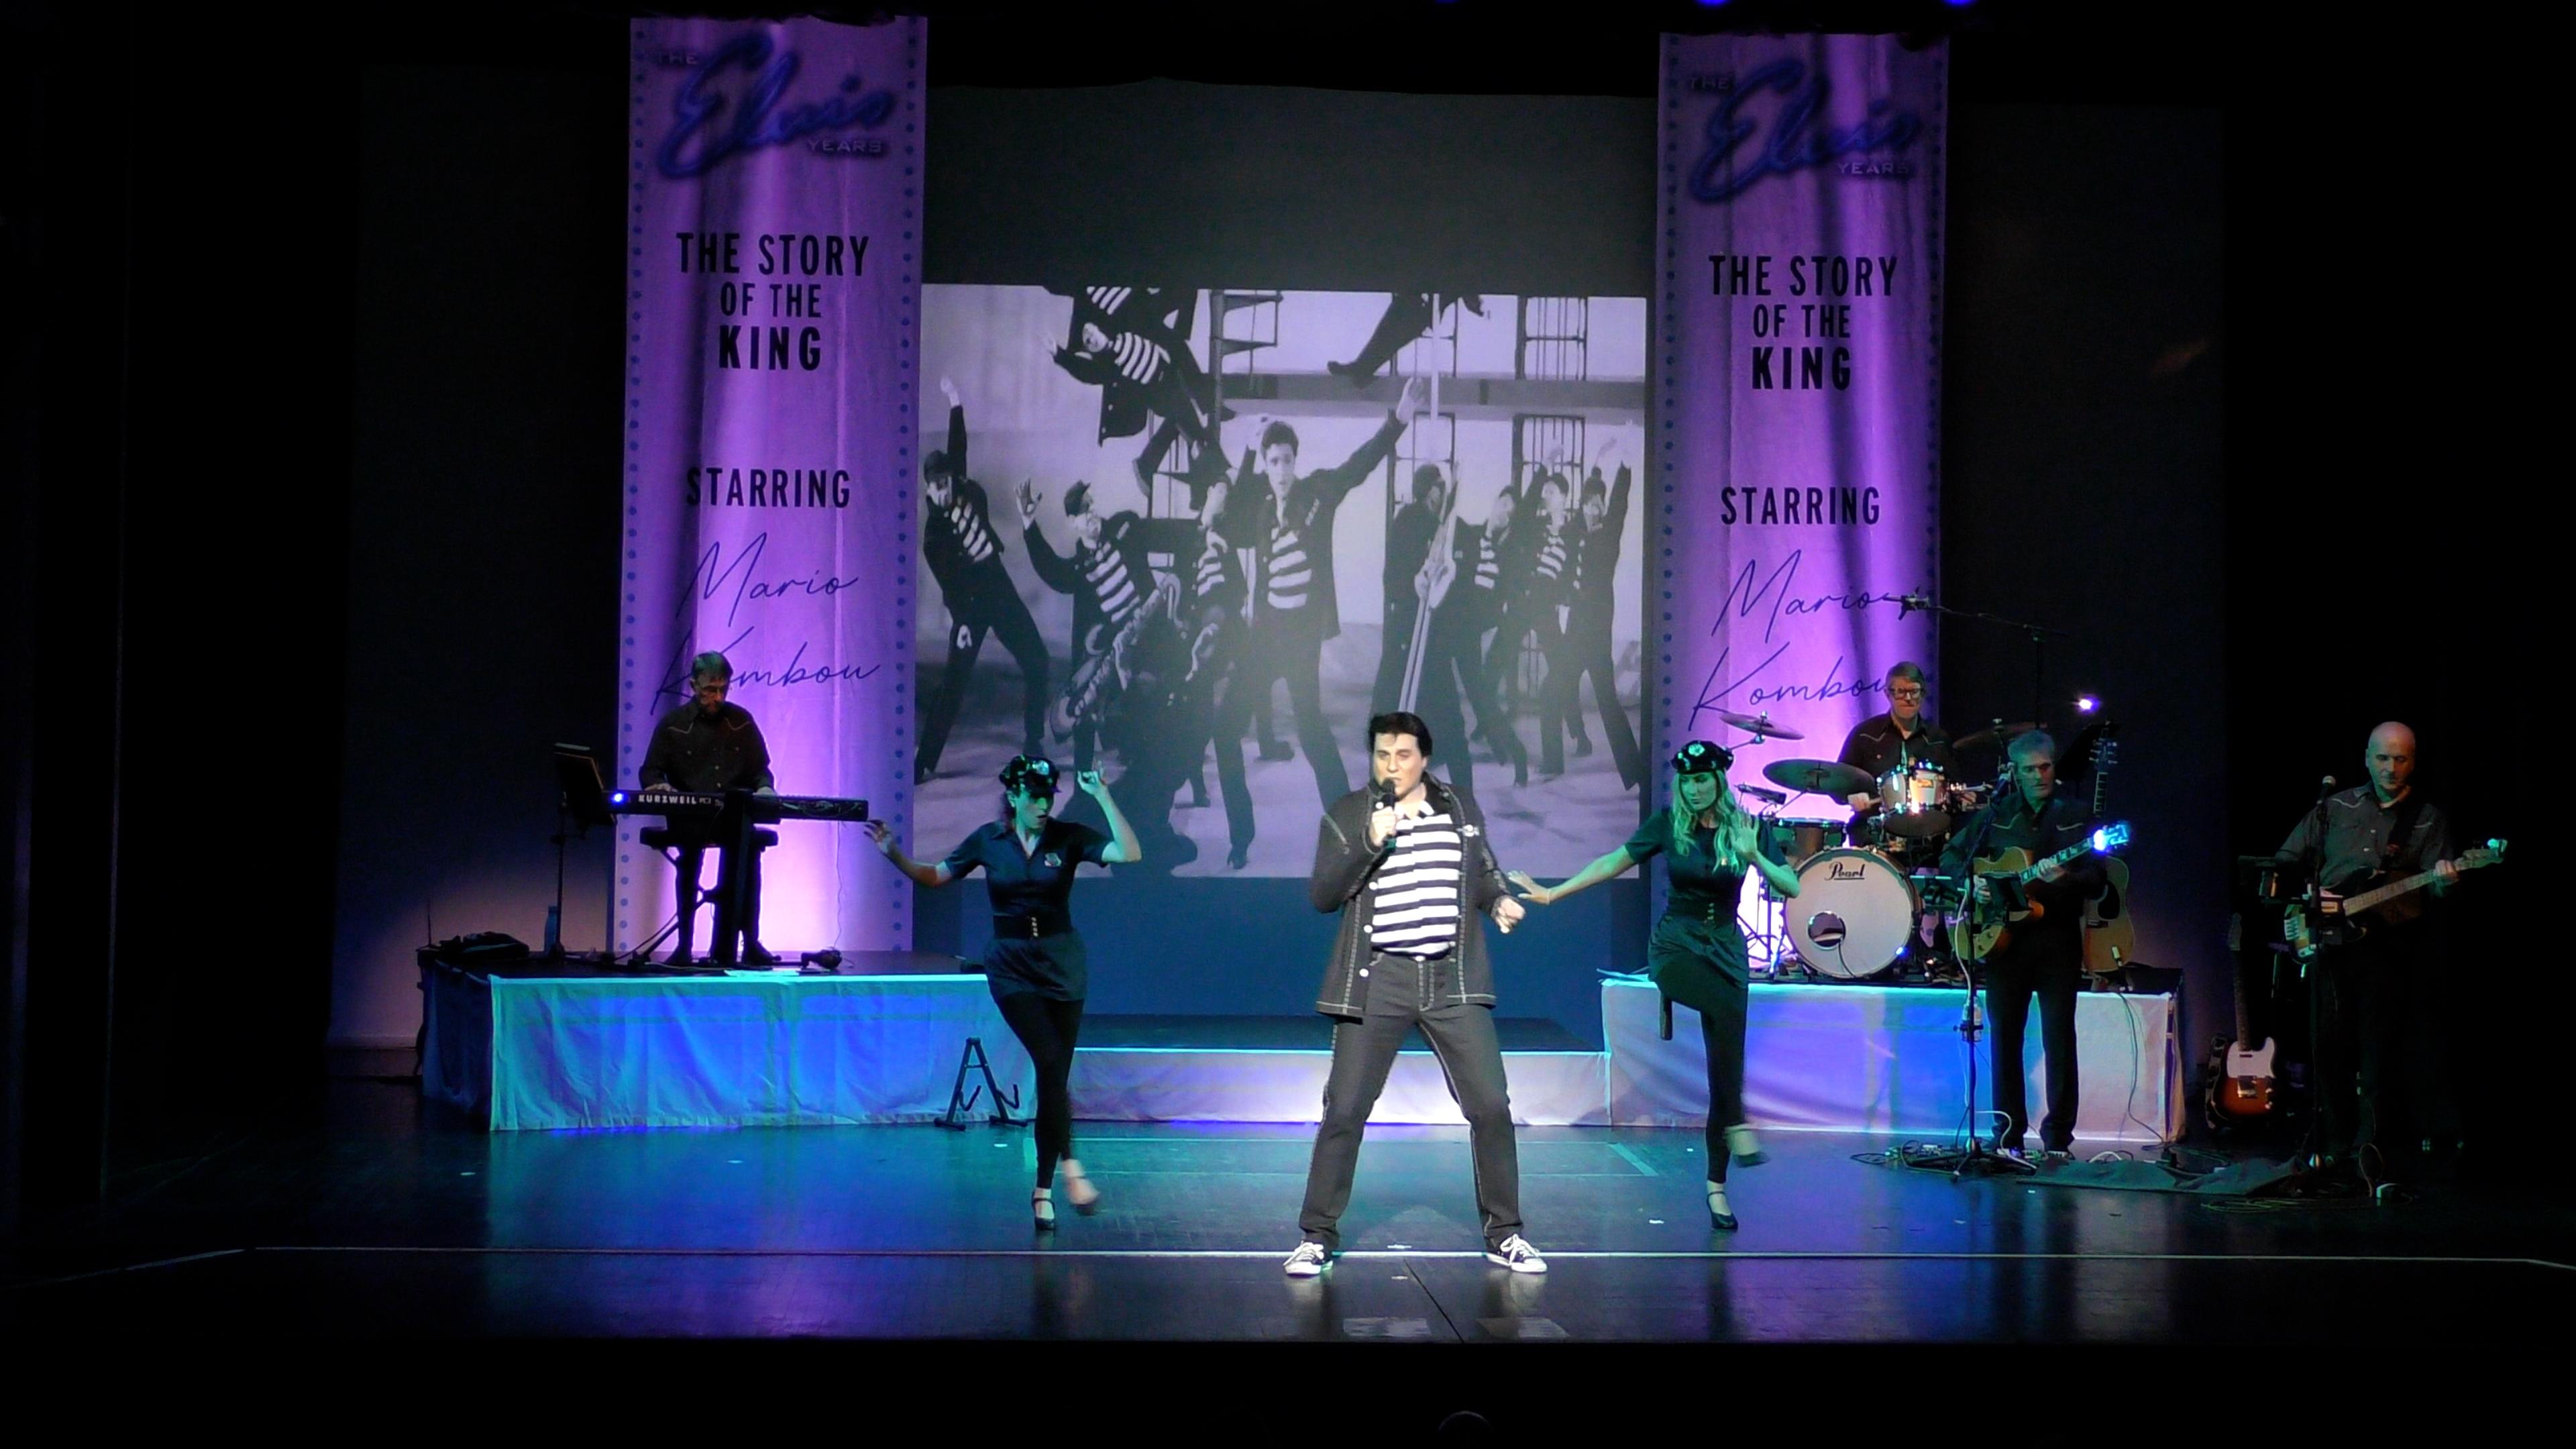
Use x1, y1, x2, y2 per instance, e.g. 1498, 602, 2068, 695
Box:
1837, 662, 1957, 838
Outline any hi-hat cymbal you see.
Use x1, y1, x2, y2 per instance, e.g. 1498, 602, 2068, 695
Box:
1762, 758, 1874, 796
1953, 721, 2039, 753
1713, 708, 1804, 741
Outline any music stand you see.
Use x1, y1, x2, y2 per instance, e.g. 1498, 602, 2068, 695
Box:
549, 745, 610, 959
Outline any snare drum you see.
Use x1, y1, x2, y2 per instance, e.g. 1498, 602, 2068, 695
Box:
1769, 814, 1849, 866
1875, 761, 1951, 841
1787, 848, 1922, 981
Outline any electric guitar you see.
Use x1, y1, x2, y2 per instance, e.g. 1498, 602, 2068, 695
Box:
2076, 729, 2136, 975
2285, 839, 2507, 962
1950, 821, 2133, 961
2208, 912, 2277, 1122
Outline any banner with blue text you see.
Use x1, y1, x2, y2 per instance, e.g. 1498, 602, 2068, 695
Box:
619, 16, 924, 954
1655, 33, 1943, 806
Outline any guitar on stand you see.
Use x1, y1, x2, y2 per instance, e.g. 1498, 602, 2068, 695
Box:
2076, 727, 2136, 977
2206, 912, 2278, 1126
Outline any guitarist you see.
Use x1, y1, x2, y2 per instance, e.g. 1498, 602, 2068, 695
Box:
1939, 731, 2104, 1160
2271, 721, 2461, 1181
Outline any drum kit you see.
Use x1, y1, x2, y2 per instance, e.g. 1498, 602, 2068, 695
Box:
1711, 708, 2034, 983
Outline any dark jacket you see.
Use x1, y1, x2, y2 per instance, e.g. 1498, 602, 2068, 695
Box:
1026, 511, 1155, 655
1838, 711, 1955, 782
1570, 464, 1631, 623
1307, 780, 1511, 1016
922, 405, 1010, 591
1939, 791, 2106, 945
1240, 413, 1404, 641
639, 702, 774, 793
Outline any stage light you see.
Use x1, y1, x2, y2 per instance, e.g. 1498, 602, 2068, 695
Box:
610, 790, 629, 806
2074, 695, 2100, 714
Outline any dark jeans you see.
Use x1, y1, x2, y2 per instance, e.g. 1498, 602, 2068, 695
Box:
1238, 621, 1348, 807
1555, 610, 1643, 790
1983, 932, 2081, 1152
995, 991, 1085, 1189
1372, 597, 1426, 717
1297, 954, 1523, 1252
918, 570, 1051, 776
672, 838, 763, 963
1483, 602, 1564, 772
2311, 924, 2452, 1165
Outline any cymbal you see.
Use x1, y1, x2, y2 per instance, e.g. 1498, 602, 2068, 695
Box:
1762, 758, 1874, 796
1952, 721, 2039, 753
1713, 708, 1804, 741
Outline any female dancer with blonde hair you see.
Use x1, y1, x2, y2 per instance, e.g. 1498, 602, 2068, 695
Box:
1509, 739, 1798, 1228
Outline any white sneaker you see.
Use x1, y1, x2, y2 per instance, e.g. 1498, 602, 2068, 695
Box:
1283, 1240, 1334, 1278
1485, 1234, 1548, 1274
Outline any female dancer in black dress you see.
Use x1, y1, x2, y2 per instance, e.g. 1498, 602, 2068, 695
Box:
867, 755, 1140, 1227
1509, 740, 1799, 1229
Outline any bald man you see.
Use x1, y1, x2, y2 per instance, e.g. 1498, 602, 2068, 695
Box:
2273, 722, 2463, 1183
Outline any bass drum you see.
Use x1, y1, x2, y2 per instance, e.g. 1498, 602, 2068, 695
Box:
1788, 848, 1921, 981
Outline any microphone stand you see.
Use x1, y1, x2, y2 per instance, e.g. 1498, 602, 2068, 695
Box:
1910, 808, 2034, 1179
1900, 594, 2073, 735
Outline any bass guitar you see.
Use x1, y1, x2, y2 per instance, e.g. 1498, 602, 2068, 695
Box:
2285, 839, 2507, 963
2208, 912, 2277, 1123
1950, 821, 2133, 961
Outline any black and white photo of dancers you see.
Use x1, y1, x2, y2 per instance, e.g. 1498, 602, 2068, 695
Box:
916, 285, 1649, 877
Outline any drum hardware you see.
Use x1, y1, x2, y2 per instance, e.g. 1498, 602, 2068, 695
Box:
1874, 760, 1951, 839
1713, 709, 1805, 742
1950, 720, 2039, 755
1760, 757, 1874, 799
1784, 847, 1921, 981
1764, 813, 1849, 867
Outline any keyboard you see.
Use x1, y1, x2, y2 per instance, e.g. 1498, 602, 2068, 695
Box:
608, 790, 869, 823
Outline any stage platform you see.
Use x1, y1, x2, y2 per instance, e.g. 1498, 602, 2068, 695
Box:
3, 1078, 2559, 1402
425, 956, 2180, 1140
1603, 977, 2184, 1144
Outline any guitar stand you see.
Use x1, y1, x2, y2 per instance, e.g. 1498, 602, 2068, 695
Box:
940, 1036, 1025, 1131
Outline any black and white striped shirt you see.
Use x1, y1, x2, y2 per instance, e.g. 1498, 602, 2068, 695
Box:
938, 492, 999, 566
1083, 285, 1134, 316
1370, 804, 1466, 957
1082, 540, 1142, 625
1474, 531, 1502, 591
1267, 516, 1312, 614
1109, 330, 1167, 385
1193, 527, 1236, 601
1534, 525, 1568, 586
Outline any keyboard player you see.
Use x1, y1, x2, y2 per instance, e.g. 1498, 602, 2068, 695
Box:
640, 650, 779, 965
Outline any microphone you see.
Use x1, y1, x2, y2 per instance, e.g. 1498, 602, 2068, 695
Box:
1373, 779, 1399, 811
2314, 774, 2337, 806
1896, 591, 1933, 618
